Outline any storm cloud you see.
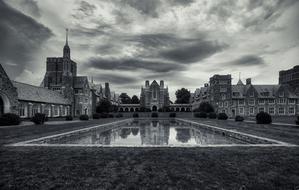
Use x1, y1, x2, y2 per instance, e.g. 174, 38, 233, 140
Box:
0, 0, 52, 77
1, 0, 298, 99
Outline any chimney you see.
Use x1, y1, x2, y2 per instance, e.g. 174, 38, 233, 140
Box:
145, 80, 149, 87
160, 80, 164, 88
246, 78, 251, 85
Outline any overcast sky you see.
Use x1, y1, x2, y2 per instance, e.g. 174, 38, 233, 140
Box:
1, 0, 298, 100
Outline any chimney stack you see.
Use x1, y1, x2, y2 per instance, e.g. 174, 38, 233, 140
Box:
160, 80, 164, 88
246, 78, 251, 85
145, 80, 149, 87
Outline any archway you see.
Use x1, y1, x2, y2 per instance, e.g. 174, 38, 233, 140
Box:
130, 108, 134, 112
176, 107, 180, 112
0, 96, 3, 116
181, 107, 185, 112
0, 93, 10, 116
152, 105, 157, 111
125, 108, 129, 112
119, 108, 123, 112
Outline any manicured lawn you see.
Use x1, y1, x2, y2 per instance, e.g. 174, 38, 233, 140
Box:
0, 118, 299, 189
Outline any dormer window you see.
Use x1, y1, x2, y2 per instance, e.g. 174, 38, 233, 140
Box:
261, 92, 269, 96
279, 91, 284, 97
249, 91, 254, 97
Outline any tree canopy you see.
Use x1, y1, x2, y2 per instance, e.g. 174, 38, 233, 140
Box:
96, 99, 112, 113
175, 88, 191, 104
119, 93, 131, 104
195, 102, 215, 113
131, 95, 140, 104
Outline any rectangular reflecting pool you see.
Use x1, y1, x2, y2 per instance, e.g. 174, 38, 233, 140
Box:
12, 119, 289, 147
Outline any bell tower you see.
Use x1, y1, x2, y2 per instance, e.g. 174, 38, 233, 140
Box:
63, 29, 70, 59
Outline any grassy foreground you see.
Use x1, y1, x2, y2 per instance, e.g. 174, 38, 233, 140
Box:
0, 118, 299, 189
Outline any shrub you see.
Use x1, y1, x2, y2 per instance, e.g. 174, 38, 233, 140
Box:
194, 102, 215, 113
92, 113, 101, 119
218, 113, 228, 120
133, 113, 139, 118
169, 113, 176, 118
256, 112, 272, 124
151, 112, 158, 118
65, 115, 73, 121
79, 114, 89, 120
295, 116, 299, 125
108, 114, 114, 118
194, 112, 207, 118
235, 115, 244, 122
31, 113, 47, 125
158, 108, 163, 112
208, 112, 217, 119
115, 113, 123, 118
0, 113, 21, 126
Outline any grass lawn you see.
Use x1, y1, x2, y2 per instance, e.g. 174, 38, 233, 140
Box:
1, 118, 299, 189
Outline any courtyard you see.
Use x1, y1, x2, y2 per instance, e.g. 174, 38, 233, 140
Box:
1, 116, 299, 189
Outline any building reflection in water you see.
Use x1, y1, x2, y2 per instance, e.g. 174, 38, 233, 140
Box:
71, 120, 239, 145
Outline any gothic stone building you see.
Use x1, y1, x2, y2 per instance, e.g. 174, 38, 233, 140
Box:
193, 74, 299, 117
42, 29, 94, 116
140, 80, 170, 111
0, 63, 71, 118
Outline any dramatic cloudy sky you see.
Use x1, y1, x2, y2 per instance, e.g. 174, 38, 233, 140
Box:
1, 0, 299, 100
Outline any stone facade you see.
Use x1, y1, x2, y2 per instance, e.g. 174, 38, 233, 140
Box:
140, 80, 170, 111
279, 65, 299, 94
0, 64, 18, 116
193, 74, 299, 117
42, 29, 94, 117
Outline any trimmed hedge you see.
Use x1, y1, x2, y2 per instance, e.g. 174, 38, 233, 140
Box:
79, 114, 89, 120
256, 112, 272, 124
194, 112, 207, 118
31, 113, 47, 125
169, 113, 176, 118
235, 115, 244, 122
208, 112, 217, 119
218, 113, 228, 120
0, 113, 21, 126
65, 115, 73, 121
151, 113, 158, 118
133, 113, 139, 118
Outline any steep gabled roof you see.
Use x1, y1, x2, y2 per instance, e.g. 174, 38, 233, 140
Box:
12, 81, 71, 105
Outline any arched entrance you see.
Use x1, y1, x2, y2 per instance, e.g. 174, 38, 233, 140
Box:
152, 105, 157, 111
0, 96, 3, 116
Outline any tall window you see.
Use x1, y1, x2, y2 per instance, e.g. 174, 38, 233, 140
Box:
289, 107, 295, 115
238, 99, 245, 106
239, 107, 244, 114
258, 107, 265, 113
268, 99, 275, 104
278, 98, 286, 104
258, 99, 265, 105
278, 107, 285, 115
268, 107, 275, 115
32, 105, 39, 115
249, 107, 254, 115
248, 99, 255, 105
54, 106, 59, 116
19, 104, 25, 117
288, 99, 296, 104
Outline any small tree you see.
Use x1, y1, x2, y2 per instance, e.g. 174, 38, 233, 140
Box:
119, 93, 132, 104
256, 112, 272, 124
175, 88, 191, 104
96, 99, 112, 113
131, 95, 140, 104
195, 102, 214, 113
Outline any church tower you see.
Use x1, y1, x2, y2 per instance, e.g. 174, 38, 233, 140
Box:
63, 29, 70, 59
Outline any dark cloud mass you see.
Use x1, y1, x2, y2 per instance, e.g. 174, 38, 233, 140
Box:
121, 0, 161, 17
0, 1, 52, 77
159, 40, 227, 63
88, 57, 185, 73
228, 55, 265, 66
94, 73, 138, 84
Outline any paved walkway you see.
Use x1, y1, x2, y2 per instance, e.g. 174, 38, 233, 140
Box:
228, 119, 298, 127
